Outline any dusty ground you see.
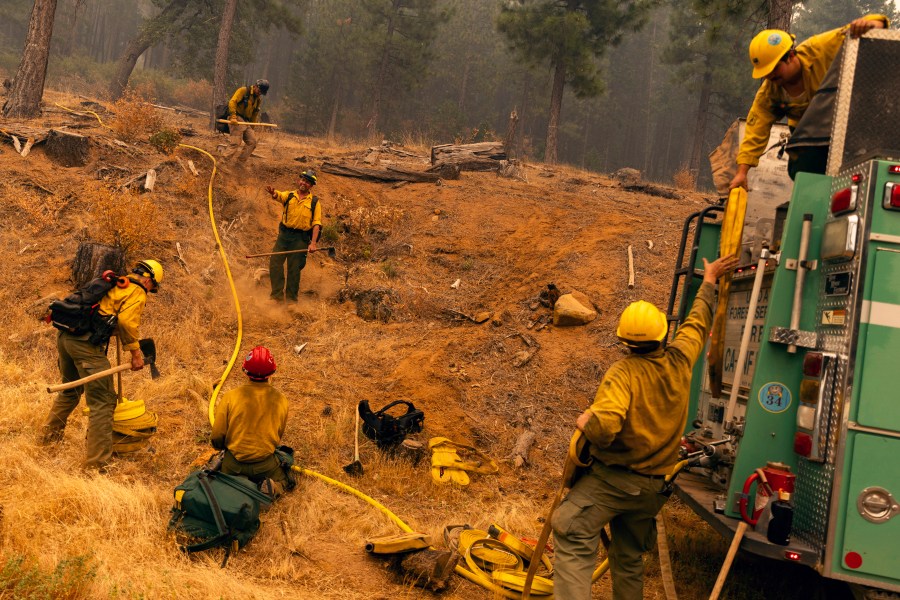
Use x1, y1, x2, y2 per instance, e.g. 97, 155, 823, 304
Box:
0, 92, 837, 599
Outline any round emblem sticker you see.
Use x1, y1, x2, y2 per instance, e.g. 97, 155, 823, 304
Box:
768, 33, 782, 46
759, 382, 792, 414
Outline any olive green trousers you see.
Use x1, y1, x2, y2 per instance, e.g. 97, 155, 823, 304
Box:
551, 461, 670, 600
44, 332, 116, 469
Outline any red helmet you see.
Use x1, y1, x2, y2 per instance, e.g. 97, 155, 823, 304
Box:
242, 346, 276, 381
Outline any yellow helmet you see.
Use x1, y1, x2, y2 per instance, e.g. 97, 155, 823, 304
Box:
135, 259, 164, 292
749, 29, 795, 79
616, 301, 668, 347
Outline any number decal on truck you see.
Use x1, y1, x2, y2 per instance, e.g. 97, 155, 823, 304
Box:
758, 382, 792, 414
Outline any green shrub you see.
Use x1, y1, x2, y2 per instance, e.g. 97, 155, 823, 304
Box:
0, 553, 96, 599
320, 223, 340, 244
149, 128, 182, 154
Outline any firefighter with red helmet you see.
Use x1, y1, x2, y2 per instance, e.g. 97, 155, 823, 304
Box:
211, 345, 291, 497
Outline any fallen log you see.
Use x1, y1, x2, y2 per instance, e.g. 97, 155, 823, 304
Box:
430, 141, 505, 164
0, 124, 50, 145
321, 162, 442, 183
623, 184, 682, 200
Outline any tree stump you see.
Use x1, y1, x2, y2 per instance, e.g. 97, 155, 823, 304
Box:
72, 242, 125, 287
45, 129, 90, 167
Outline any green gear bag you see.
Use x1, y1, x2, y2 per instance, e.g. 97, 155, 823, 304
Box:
168, 469, 272, 566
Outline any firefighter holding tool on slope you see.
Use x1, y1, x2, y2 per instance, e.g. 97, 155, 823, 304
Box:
266, 169, 322, 303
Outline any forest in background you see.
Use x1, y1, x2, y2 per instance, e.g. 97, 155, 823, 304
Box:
1, 0, 896, 189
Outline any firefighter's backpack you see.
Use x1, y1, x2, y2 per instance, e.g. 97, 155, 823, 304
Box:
359, 400, 425, 448
168, 469, 272, 566
48, 272, 120, 344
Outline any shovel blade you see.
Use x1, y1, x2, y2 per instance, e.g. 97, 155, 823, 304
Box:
327, 247, 337, 258
343, 460, 364, 477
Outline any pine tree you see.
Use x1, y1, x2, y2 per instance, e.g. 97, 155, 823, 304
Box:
496, 0, 657, 164
2, 0, 58, 119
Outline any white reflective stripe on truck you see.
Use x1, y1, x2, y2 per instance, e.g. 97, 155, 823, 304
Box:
860, 300, 900, 328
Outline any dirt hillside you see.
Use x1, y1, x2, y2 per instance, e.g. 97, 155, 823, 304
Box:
0, 91, 753, 599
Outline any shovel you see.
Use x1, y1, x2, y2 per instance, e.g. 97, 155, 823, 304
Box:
343, 406, 364, 477
48, 338, 159, 393
246, 247, 336, 259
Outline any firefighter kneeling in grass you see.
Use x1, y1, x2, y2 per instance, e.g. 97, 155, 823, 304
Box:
551, 255, 736, 600
211, 346, 292, 498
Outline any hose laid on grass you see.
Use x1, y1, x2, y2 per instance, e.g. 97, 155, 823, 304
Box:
175, 144, 243, 427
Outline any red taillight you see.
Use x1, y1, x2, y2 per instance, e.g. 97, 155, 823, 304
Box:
785, 551, 801, 561
803, 352, 823, 377
889, 165, 900, 174
851, 173, 862, 183
845, 552, 863, 569
884, 183, 900, 210
794, 432, 812, 456
831, 188, 853, 213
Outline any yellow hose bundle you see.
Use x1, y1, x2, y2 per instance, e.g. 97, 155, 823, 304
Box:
708, 187, 746, 398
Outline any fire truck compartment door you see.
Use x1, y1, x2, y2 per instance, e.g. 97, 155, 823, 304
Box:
856, 249, 900, 431
840, 432, 900, 580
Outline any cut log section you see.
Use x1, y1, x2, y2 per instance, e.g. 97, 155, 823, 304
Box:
321, 162, 442, 183
45, 129, 90, 167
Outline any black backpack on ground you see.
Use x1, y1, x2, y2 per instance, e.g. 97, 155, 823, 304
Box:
48, 271, 120, 345
168, 469, 273, 567
359, 400, 425, 449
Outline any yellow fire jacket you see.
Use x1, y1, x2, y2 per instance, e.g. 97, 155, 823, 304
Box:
210, 381, 289, 463
582, 283, 715, 476
97, 275, 147, 351
737, 14, 889, 167
276, 190, 322, 231
228, 86, 262, 123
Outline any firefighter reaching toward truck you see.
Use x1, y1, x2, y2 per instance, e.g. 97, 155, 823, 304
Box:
728, 14, 888, 191
551, 255, 737, 600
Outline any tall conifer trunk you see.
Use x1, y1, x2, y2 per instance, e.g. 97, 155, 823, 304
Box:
545, 59, 566, 165
211, 0, 238, 129
3, 0, 58, 119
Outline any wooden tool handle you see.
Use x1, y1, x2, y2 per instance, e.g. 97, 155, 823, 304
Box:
47, 363, 132, 393
709, 520, 748, 600
216, 119, 278, 128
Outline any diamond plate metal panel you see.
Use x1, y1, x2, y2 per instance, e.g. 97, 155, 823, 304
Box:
768, 327, 818, 347
794, 164, 875, 555
828, 30, 900, 175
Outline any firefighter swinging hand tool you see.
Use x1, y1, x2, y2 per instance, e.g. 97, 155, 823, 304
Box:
47, 338, 159, 393
245, 247, 336, 259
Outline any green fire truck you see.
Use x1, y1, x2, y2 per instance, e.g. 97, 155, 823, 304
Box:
668, 31, 900, 598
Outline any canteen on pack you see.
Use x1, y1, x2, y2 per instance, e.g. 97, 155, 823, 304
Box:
358, 400, 424, 449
